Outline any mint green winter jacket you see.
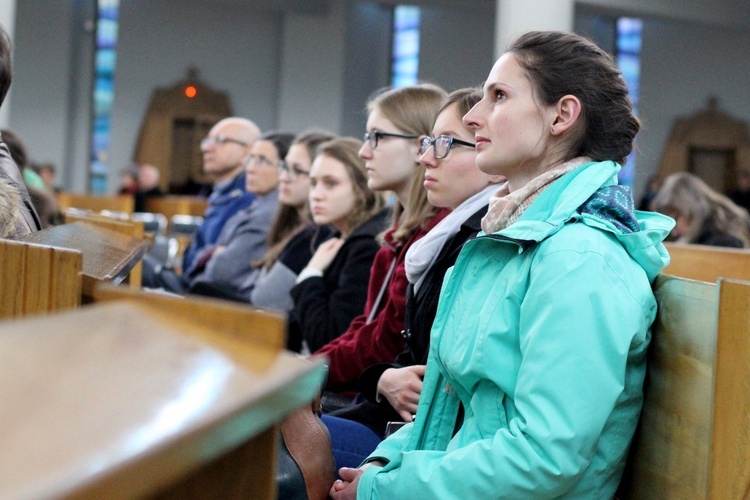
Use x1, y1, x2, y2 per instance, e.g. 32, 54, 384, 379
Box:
357, 161, 674, 499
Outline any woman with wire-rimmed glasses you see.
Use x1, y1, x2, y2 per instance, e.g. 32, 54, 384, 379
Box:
311, 84, 450, 412
323, 87, 505, 473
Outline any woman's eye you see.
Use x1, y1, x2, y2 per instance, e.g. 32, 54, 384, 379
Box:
495, 90, 507, 102
325, 180, 338, 189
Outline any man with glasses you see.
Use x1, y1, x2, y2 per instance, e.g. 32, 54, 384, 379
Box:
143, 116, 261, 291
181, 117, 261, 272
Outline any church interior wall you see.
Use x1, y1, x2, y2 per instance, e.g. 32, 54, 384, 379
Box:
5, 0, 750, 202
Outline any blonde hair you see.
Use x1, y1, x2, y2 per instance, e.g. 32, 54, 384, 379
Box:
316, 137, 385, 236
652, 172, 750, 247
254, 130, 337, 270
366, 83, 447, 244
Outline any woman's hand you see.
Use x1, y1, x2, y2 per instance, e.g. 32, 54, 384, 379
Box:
330, 462, 385, 500
376, 365, 426, 421
307, 238, 344, 272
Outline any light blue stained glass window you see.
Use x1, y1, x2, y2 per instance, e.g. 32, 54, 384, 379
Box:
616, 17, 642, 189
90, 0, 120, 194
391, 6, 421, 88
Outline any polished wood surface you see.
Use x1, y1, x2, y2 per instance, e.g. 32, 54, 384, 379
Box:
94, 284, 286, 357
56, 192, 135, 214
710, 279, 750, 499
64, 211, 146, 288
663, 242, 750, 283
0, 238, 82, 319
0, 299, 326, 499
19, 222, 147, 298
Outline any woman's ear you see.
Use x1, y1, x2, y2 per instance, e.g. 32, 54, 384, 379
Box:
550, 95, 581, 136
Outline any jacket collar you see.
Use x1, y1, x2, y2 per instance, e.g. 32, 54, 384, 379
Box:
493, 161, 622, 243
483, 161, 674, 282
347, 206, 392, 240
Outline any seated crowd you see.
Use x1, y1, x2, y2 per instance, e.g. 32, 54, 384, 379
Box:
4, 22, 750, 498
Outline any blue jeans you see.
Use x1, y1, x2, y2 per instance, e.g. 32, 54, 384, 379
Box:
321, 414, 382, 474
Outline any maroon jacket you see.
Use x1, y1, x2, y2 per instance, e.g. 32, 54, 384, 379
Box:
314, 208, 449, 392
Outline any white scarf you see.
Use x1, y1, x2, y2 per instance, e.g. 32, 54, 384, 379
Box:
481, 157, 590, 234
405, 183, 500, 294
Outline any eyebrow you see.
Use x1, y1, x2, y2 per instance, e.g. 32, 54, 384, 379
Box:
310, 173, 341, 181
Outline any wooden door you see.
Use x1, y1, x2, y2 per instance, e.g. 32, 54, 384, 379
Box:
134, 69, 232, 194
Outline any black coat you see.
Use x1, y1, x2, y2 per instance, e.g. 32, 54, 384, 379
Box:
288, 208, 391, 353
330, 205, 487, 437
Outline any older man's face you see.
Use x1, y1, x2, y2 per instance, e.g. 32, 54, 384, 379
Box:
201, 122, 253, 180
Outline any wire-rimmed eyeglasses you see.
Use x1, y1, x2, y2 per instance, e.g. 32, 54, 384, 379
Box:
200, 134, 249, 149
363, 130, 418, 150
278, 160, 310, 178
419, 135, 476, 159
243, 154, 277, 168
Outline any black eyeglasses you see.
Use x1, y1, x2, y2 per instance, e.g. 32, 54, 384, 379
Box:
278, 160, 310, 178
363, 130, 418, 150
419, 135, 476, 159
200, 134, 249, 148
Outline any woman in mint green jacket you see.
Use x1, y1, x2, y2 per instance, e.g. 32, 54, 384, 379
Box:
331, 31, 674, 499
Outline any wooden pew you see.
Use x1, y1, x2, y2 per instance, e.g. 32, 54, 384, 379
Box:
619, 275, 750, 498
662, 242, 750, 282
18, 221, 147, 301
146, 195, 208, 219
56, 191, 135, 214
0, 286, 327, 498
0, 238, 82, 319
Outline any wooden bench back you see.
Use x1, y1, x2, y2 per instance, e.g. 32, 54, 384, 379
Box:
0, 238, 82, 319
710, 279, 750, 499
620, 275, 750, 498
56, 192, 135, 214
663, 242, 750, 282
146, 195, 208, 219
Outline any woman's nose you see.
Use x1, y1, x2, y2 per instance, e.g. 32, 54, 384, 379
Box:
358, 142, 372, 159
463, 101, 484, 130
419, 148, 437, 169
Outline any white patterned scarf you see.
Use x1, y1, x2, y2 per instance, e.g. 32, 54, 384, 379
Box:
481, 157, 591, 234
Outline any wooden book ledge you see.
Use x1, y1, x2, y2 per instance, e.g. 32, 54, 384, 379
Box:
18, 221, 147, 298
0, 296, 326, 499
